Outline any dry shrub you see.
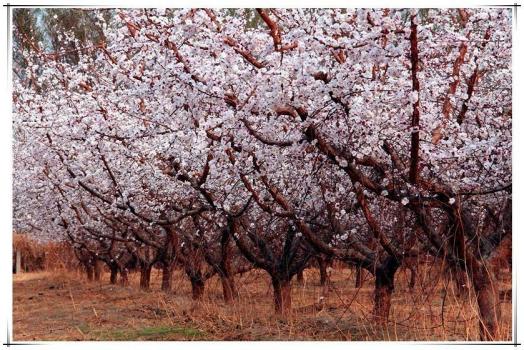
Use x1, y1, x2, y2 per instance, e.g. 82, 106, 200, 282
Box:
13, 233, 77, 272
43, 241, 80, 270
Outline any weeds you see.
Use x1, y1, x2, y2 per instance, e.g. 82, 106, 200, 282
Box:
13, 267, 512, 341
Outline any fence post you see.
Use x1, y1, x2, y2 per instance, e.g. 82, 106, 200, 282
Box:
15, 250, 22, 274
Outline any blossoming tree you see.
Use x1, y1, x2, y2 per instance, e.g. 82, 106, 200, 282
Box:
13, 8, 511, 340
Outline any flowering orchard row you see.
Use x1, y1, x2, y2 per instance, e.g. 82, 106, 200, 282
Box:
13, 8, 511, 340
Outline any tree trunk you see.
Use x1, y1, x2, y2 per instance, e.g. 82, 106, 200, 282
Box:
272, 277, 292, 315
373, 258, 400, 323
218, 224, 238, 303
220, 275, 238, 303
457, 270, 468, 294
355, 266, 363, 288
318, 257, 329, 286
408, 266, 416, 291
190, 278, 205, 300
161, 263, 173, 291
109, 265, 118, 284
451, 267, 468, 295
454, 208, 501, 340
475, 281, 501, 340
85, 264, 94, 281
140, 264, 152, 290
470, 260, 501, 340
415, 204, 502, 340
120, 268, 129, 286
93, 260, 102, 282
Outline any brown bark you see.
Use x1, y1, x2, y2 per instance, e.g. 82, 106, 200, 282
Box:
408, 266, 416, 291
272, 278, 292, 315
203, 9, 222, 32
139, 264, 152, 290
373, 258, 399, 323
409, 14, 421, 184
355, 266, 364, 288
119, 268, 129, 286
373, 284, 393, 323
218, 224, 238, 303
85, 264, 94, 281
475, 280, 501, 340
256, 9, 282, 50
109, 265, 118, 284
93, 260, 101, 282
468, 257, 501, 340
190, 278, 205, 300
223, 36, 266, 69
415, 205, 501, 339
458, 8, 470, 25
453, 268, 468, 295
318, 257, 330, 286
450, 204, 500, 339
432, 40, 468, 144
161, 264, 173, 291
220, 275, 238, 303
457, 28, 492, 126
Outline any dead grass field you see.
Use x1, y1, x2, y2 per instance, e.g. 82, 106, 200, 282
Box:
13, 266, 512, 341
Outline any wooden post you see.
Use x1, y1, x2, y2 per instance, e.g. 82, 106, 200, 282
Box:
15, 250, 22, 274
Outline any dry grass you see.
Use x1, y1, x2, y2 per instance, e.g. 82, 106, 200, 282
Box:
13, 234, 78, 271
13, 265, 512, 341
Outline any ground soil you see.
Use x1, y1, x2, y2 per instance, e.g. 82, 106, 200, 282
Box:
13, 266, 512, 341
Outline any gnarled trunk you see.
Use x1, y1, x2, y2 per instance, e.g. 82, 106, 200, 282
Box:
455, 208, 501, 340
272, 277, 292, 315
220, 275, 238, 303
373, 258, 399, 323
415, 201, 503, 340
218, 223, 238, 303
190, 277, 205, 300
476, 281, 500, 340
469, 258, 501, 340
